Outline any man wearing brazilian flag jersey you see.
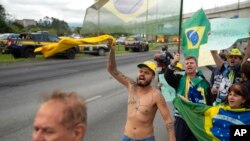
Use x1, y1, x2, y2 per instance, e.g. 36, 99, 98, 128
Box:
164, 53, 213, 141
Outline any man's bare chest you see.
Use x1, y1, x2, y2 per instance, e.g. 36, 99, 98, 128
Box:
128, 93, 155, 115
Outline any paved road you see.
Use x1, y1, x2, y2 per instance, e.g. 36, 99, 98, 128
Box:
0, 49, 211, 141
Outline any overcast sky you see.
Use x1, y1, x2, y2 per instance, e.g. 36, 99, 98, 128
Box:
1, 0, 242, 24
1, 0, 94, 24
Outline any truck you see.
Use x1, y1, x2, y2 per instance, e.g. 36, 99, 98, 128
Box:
124, 35, 149, 52
8, 32, 79, 59
78, 43, 110, 56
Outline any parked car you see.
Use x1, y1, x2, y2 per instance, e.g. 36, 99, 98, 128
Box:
78, 43, 109, 56
115, 37, 126, 45
124, 36, 149, 52
8, 32, 78, 59
0, 33, 20, 54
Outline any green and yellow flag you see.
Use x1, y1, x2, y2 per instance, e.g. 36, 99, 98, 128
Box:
173, 96, 250, 141
103, 0, 157, 23
181, 9, 210, 59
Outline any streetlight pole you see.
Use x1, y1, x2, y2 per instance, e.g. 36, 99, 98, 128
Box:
146, 0, 149, 40
98, 9, 100, 36
178, 0, 184, 53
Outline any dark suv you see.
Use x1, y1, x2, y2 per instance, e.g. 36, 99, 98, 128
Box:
8, 32, 78, 59
124, 36, 149, 52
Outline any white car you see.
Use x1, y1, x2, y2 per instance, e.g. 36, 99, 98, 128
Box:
115, 37, 126, 45
78, 44, 110, 56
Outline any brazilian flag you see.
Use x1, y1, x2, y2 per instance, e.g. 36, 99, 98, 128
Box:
173, 96, 250, 141
181, 8, 211, 59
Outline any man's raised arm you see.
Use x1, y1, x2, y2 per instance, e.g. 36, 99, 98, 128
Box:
107, 40, 133, 87
210, 50, 224, 69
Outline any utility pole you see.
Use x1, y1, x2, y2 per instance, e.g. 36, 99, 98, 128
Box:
146, 0, 149, 40
178, 0, 183, 53
98, 9, 100, 36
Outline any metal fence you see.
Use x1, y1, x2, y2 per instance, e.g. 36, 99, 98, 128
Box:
81, 0, 182, 37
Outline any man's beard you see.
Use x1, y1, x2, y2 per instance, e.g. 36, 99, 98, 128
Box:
136, 79, 151, 87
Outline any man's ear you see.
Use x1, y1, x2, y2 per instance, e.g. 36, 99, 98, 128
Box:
73, 123, 86, 141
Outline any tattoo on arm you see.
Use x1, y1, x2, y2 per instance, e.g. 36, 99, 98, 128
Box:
159, 94, 167, 106
113, 69, 119, 76
130, 79, 136, 85
109, 48, 136, 85
113, 70, 136, 84
166, 122, 174, 133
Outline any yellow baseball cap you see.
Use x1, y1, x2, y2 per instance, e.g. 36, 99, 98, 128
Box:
175, 63, 183, 70
137, 61, 157, 75
226, 48, 244, 59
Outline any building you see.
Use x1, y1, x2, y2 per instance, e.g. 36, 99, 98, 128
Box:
16, 19, 36, 27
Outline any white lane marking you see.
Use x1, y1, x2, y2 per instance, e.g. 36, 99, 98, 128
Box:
86, 95, 102, 102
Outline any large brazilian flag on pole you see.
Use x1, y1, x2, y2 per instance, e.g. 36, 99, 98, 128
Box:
181, 8, 210, 59
173, 96, 250, 141
82, 0, 182, 36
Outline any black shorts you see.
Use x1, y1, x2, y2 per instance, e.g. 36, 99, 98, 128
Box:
174, 116, 198, 141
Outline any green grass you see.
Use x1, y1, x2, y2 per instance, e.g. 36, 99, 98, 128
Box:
75, 53, 91, 58
0, 54, 47, 64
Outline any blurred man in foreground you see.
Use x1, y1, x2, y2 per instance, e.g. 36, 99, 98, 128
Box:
32, 90, 87, 141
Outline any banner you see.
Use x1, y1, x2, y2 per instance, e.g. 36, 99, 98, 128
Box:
197, 18, 250, 66
205, 18, 250, 50
197, 44, 215, 66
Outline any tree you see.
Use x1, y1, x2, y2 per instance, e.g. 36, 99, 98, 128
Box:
51, 17, 71, 36
37, 16, 71, 36
0, 4, 11, 33
74, 27, 82, 34
37, 16, 52, 31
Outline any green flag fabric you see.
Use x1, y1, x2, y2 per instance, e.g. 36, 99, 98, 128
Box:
158, 73, 176, 102
181, 8, 211, 59
173, 96, 250, 141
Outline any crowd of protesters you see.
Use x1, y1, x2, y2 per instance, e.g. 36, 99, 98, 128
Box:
157, 39, 250, 141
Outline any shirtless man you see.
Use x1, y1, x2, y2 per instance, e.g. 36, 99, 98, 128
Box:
107, 41, 175, 141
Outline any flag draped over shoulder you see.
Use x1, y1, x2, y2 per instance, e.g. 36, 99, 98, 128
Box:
34, 35, 115, 58
181, 9, 211, 59
173, 96, 250, 141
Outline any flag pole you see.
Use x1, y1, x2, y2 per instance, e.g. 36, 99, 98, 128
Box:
178, 0, 184, 53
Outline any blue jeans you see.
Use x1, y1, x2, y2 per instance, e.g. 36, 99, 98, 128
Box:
121, 134, 155, 141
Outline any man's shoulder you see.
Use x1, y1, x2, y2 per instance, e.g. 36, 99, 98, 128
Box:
151, 88, 165, 99
175, 71, 185, 75
151, 87, 161, 95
